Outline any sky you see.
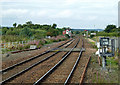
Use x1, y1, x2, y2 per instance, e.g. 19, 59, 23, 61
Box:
0, 0, 119, 29
118, 1, 120, 27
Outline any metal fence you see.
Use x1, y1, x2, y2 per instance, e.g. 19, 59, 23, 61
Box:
0, 40, 37, 49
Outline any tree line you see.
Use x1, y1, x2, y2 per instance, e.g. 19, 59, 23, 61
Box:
104, 25, 120, 33
1, 21, 70, 42
97, 25, 120, 36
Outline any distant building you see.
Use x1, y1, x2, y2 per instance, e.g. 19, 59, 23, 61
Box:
63, 29, 71, 37
90, 33, 96, 35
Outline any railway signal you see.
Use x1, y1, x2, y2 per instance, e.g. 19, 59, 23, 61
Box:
99, 37, 115, 70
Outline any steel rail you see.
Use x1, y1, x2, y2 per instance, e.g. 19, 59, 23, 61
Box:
64, 39, 85, 85
33, 38, 80, 85
64, 47, 83, 85
80, 56, 91, 84
1, 39, 73, 73
1, 39, 75, 84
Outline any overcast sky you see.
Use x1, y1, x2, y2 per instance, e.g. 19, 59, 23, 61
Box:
0, 0, 119, 29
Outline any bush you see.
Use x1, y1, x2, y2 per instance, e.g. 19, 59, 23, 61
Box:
46, 32, 52, 36
44, 39, 53, 44
2, 35, 26, 42
24, 44, 30, 49
6, 29, 20, 35
36, 41, 44, 48
20, 27, 33, 37
34, 30, 46, 39
96, 32, 119, 37
2, 27, 8, 35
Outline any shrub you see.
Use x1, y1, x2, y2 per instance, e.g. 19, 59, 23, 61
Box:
24, 44, 30, 49
2, 35, 25, 42
44, 39, 53, 44
36, 40, 44, 48
46, 32, 52, 36
20, 27, 33, 37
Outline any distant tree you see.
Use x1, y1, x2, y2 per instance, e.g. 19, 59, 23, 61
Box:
34, 24, 41, 29
52, 23, 57, 29
62, 27, 66, 30
57, 28, 63, 35
104, 25, 116, 33
13, 23, 17, 28
46, 32, 52, 36
42, 25, 51, 30
6, 29, 19, 35
91, 31, 96, 33
52, 29, 59, 37
2, 27, 8, 35
20, 27, 32, 37
26, 21, 32, 25
112, 28, 118, 32
67, 27, 71, 30
17, 24, 23, 28
118, 26, 120, 32
62, 27, 70, 30
22, 24, 27, 28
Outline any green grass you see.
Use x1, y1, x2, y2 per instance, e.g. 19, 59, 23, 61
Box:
88, 40, 97, 49
91, 36, 100, 42
106, 57, 118, 68
2, 48, 14, 54
92, 73, 109, 83
91, 56, 118, 83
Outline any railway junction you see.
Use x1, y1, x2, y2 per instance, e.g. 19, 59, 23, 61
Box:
1, 36, 118, 84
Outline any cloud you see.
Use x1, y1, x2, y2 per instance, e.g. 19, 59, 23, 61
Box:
88, 16, 98, 21
51, 10, 73, 18
64, 0, 79, 5
30, 10, 48, 17
2, 9, 28, 15
1, 0, 59, 3
1, 0, 119, 29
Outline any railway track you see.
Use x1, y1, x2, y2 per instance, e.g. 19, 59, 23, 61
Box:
1, 38, 73, 71
33, 38, 81, 85
1, 37, 91, 84
1, 38, 78, 84
33, 37, 91, 85
69, 38, 92, 84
